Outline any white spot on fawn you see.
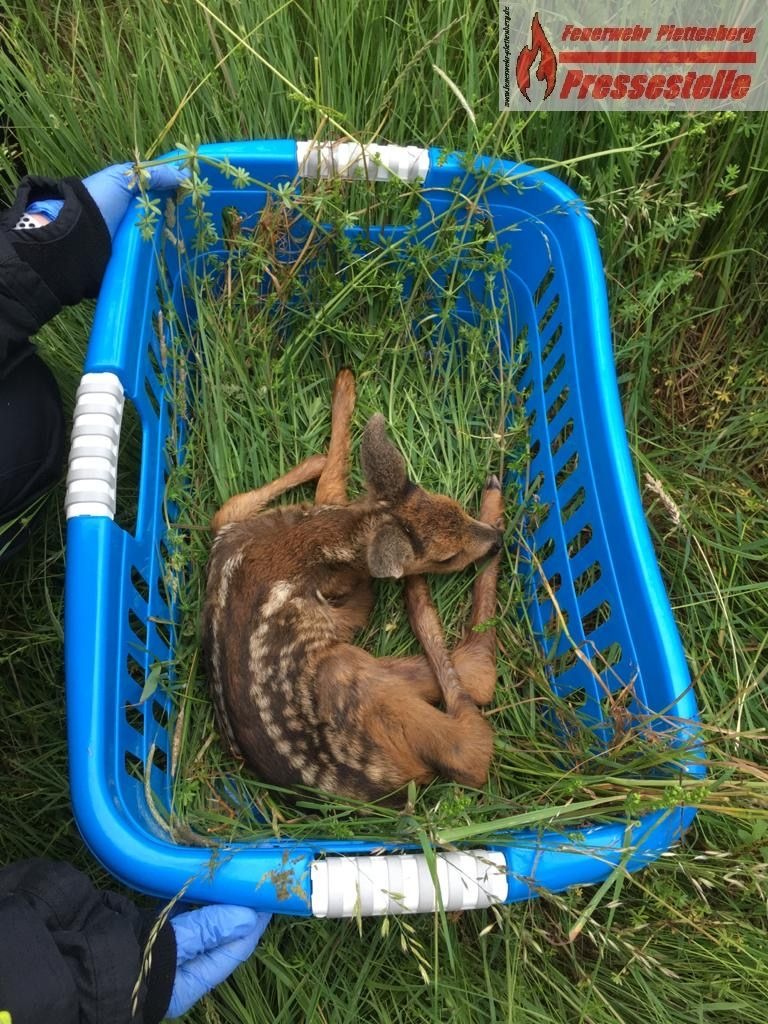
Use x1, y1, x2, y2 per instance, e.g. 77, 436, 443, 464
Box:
321, 545, 354, 563
262, 581, 294, 617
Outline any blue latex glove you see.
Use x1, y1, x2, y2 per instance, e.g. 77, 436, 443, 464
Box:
166, 904, 271, 1018
27, 161, 189, 237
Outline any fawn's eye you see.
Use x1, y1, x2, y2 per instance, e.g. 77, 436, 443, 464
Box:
317, 589, 348, 606
435, 552, 457, 564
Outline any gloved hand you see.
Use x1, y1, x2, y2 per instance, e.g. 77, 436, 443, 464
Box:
27, 161, 189, 237
166, 904, 271, 1018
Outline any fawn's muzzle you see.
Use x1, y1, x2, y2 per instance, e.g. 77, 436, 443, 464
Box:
488, 531, 504, 556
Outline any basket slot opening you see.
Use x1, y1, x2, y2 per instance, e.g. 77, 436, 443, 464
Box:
540, 323, 563, 364
155, 534, 176, 636
538, 296, 560, 336
550, 645, 580, 676
156, 576, 173, 619
560, 486, 586, 525
157, 569, 172, 611
526, 471, 545, 498
543, 353, 566, 393
537, 536, 556, 563
550, 419, 574, 456
152, 701, 170, 728
599, 692, 614, 724
563, 502, 591, 540
573, 561, 603, 597
124, 752, 144, 781
532, 266, 555, 306
144, 377, 160, 417
529, 438, 541, 460
546, 385, 570, 423
564, 685, 587, 709
582, 599, 612, 635
127, 654, 144, 690
513, 324, 530, 360
567, 523, 593, 559
131, 566, 150, 605
555, 451, 579, 489
535, 571, 562, 606
147, 337, 166, 389
543, 606, 569, 638
520, 377, 534, 405
125, 702, 144, 735
152, 746, 169, 774
545, 398, 574, 439
151, 307, 162, 338
128, 608, 148, 646
532, 501, 552, 531
594, 642, 623, 672
153, 619, 172, 650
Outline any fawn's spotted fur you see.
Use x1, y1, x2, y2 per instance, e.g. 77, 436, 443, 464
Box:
202, 370, 504, 801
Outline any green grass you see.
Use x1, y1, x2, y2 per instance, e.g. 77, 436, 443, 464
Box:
162, 194, 528, 843
1, 1, 767, 1021
159, 166, 708, 852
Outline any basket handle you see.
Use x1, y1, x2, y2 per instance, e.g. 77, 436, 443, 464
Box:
296, 141, 429, 182
65, 372, 124, 519
310, 849, 508, 917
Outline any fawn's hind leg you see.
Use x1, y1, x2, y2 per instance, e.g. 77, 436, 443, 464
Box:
211, 368, 355, 533
316, 645, 493, 790
315, 368, 356, 506
211, 454, 327, 535
376, 688, 494, 790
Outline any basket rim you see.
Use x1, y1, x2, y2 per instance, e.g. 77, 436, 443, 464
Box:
64, 139, 704, 913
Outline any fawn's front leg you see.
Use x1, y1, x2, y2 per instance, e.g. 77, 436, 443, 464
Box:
400, 475, 505, 705
389, 580, 494, 788
451, 474, 505, 705
403, 575, 470, 714
398, 577, 495, 788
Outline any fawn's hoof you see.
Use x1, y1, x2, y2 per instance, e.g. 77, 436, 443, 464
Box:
479, 475, 504, 530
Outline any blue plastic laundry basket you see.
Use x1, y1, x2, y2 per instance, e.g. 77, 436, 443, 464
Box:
64, 140, 703, 917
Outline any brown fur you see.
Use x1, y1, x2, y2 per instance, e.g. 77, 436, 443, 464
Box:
202, 369, 505, 802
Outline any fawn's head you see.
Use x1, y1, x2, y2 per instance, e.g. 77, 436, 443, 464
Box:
360, 414, 503, 579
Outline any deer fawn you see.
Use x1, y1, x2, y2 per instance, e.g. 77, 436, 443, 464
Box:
202, 369, 505, 802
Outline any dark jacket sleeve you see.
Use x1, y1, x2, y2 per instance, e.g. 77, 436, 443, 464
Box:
0, 859, 176, 1024
0, 175, 111, 378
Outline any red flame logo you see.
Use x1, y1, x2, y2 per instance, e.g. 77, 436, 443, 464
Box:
516, 13, 558, 102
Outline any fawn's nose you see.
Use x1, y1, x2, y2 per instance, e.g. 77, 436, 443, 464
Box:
488, 529, 504, 556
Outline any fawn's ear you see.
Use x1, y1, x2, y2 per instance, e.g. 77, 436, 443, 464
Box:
361, 413, 409, 501
367, 521, 414, 579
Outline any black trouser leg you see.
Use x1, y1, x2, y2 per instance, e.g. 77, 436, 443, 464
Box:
0, 351, 65, 562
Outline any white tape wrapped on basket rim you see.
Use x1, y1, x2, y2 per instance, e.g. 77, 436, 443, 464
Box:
297, 141, 430, 183
66, 372, 125, 520
311, 850, 508, 918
